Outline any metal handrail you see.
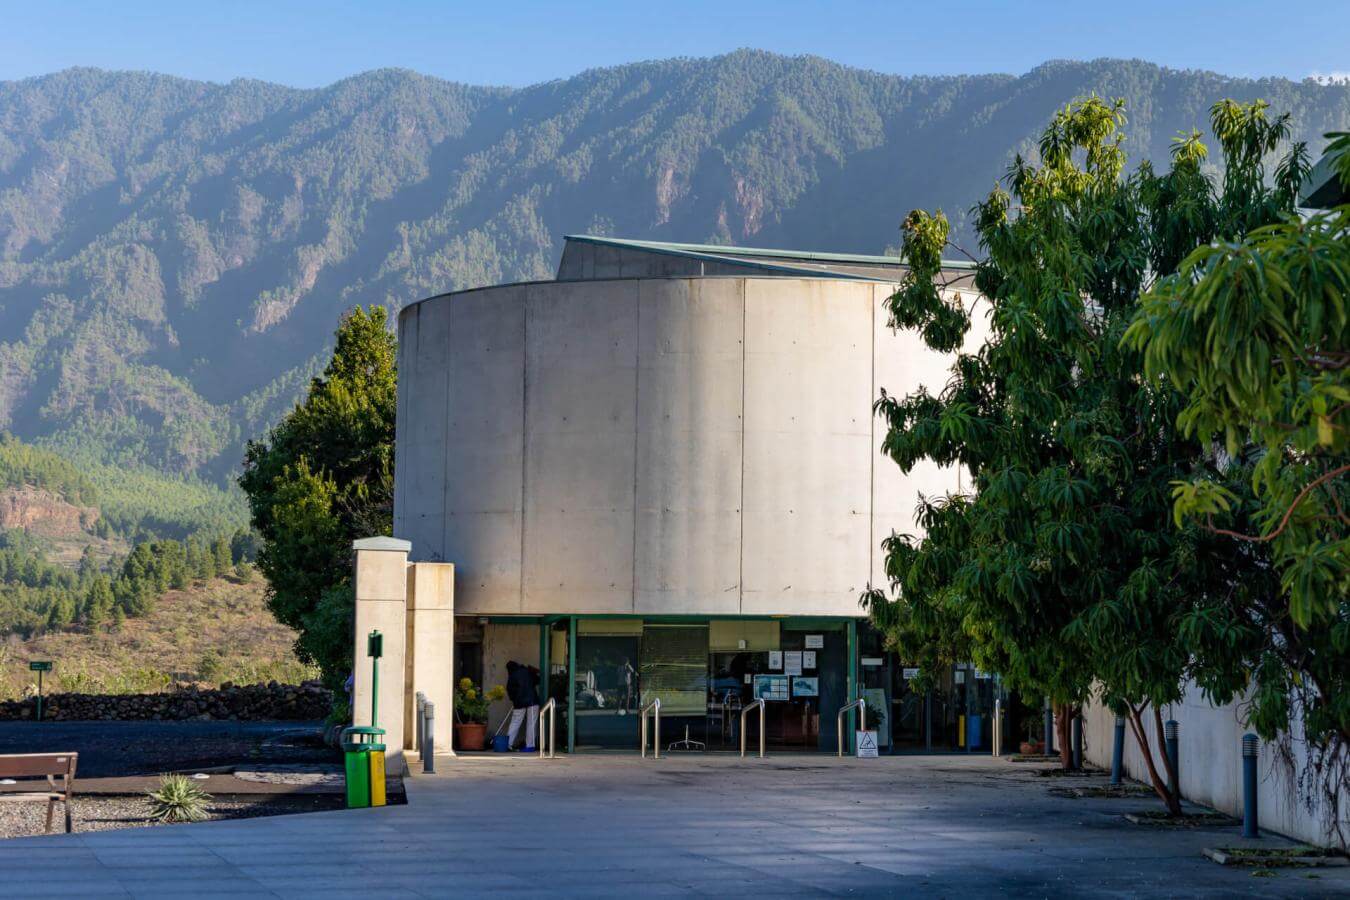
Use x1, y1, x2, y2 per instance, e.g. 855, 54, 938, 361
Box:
539, 698, 557, 759
640, 698, 661, 759
992, 698, 1002, 757
740, 698, 766, 758
837, 698, 867, 757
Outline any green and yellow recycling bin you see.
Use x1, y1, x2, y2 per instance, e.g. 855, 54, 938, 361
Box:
340, 725, 387, 808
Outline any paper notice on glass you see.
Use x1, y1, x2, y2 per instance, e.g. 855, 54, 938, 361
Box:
768, 651, 782, 670
805, 634, 824, 649
802, 650, 816, 670
784, 651, 803, 676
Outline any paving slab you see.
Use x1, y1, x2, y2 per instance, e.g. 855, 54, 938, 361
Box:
1, 753, 1346, 897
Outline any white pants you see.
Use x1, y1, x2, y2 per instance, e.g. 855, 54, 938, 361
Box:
507, 705, 538, 748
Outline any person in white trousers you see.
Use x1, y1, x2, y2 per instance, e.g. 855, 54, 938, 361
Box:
505, 660, 541, 751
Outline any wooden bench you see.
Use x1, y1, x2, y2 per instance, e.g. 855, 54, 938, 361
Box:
0, 753, 77, 833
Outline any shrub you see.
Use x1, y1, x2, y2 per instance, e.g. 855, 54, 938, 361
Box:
146, 773, 211, 823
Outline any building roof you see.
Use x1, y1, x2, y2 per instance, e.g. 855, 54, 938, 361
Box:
562, 234, 976, 282
1301, 151, 1349, 210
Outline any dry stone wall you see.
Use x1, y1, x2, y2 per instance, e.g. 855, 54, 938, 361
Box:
0, 680, 331, 721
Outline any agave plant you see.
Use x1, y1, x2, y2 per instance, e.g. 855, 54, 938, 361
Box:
146, 774, 211, 823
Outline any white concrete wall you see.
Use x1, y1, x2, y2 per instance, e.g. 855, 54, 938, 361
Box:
1083, 686, 1349, 847
395, 276, 969, 618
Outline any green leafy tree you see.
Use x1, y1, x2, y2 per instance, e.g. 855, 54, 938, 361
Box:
1127, 133, 1349, 753
239, 307, 397, 685
867, 98, 1305, 813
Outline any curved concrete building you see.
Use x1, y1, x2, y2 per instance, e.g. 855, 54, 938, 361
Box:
389, 235, 980, 753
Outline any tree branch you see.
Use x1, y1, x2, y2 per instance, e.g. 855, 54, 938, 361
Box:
1204, 463, 1350, 543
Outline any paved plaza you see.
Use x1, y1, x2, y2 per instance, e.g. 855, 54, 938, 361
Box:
2, 753, 1346, 898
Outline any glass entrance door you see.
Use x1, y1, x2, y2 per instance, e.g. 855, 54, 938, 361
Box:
573, 632, 640, 749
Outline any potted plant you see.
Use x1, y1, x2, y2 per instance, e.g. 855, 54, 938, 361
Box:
1019, 720, 1044, 756
454, 677, 505, 750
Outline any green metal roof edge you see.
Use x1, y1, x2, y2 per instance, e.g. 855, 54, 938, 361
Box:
564, 234, 978, 270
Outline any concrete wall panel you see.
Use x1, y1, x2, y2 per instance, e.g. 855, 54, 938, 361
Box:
395, 301, 449, 563
869, 283, 973, 588
741, 279, 872, 616
442, 289, 525, 612
522, 281, 637, 614
634, 279, 744, 614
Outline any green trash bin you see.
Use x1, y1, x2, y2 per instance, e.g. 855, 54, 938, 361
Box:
340, 726, 387, 808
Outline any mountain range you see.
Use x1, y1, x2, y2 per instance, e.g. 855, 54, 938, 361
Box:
1, 51, 1347, 515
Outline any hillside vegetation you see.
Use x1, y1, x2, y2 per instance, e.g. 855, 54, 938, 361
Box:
0, 54, 1347, 491
0, 574, 313, 698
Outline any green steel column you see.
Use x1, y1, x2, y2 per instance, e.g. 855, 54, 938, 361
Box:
539, 621, 550, 691
567, 616, 577, 754
847, 618, 858, 754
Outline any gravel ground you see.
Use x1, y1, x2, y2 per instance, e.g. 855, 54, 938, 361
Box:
0, 793, 345, 839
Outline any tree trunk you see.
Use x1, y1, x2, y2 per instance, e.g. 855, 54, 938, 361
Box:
1128, 705, 1182, 817
1054, 702, 1073, 770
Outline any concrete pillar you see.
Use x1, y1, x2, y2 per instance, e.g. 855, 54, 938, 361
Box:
353, 537, 410, 775
407, 562, 455, 756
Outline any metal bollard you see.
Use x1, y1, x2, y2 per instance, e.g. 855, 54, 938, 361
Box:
415, 692, 426, 752
1043, 697, 1054, 755
1110, 716, 1125, 785
1242, 734, 1260, 838
423, 702, 436, 774
1071, 714, 1083, 771
1164, 719, 1179, 799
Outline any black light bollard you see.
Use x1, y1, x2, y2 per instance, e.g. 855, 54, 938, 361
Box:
1242, 733, 1260, 839
1110, 715, 1126, 785
1043, 697, 1054, 756
423, 701, 436, 774
1164, 719, 1179, 799
1071, 714, 1083, 771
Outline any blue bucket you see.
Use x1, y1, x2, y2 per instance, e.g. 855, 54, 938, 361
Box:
492, 734, 511, 753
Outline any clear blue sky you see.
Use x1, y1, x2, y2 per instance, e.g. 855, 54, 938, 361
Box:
1, 0, 1343, 88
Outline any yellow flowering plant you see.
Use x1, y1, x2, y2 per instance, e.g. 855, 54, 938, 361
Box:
455, 677, 505, 724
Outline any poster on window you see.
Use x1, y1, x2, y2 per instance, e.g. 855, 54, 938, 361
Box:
802, 650, 817, 670
784, 651, 803, 676
753, 674, 790, 702
805, 634, 824, 649
768, 651, 782, 670
791, 676, 818, 698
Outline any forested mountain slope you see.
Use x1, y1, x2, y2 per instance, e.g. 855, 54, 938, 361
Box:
1, 52, 1347, 485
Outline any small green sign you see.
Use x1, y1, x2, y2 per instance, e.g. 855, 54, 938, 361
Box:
367, 631, 383, 659
29, 661, 52, 672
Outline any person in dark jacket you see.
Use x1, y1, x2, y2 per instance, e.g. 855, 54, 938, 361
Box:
505, 660, 540, 751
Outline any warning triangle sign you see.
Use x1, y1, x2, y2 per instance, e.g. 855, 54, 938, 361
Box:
856, 730, 878, 757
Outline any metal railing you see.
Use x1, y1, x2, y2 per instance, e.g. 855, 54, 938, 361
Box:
740, 698, 766, 758
538, 697, 557, 759
992, 698, 1002, 757
640, 698, 662, 759
837, 698, 867, 757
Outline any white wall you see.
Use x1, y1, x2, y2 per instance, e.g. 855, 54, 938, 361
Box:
1082, 685, 1349, 847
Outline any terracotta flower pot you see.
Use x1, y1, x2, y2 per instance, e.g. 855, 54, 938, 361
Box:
455, 722, 487, 751
1020, 740, 1044, 755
